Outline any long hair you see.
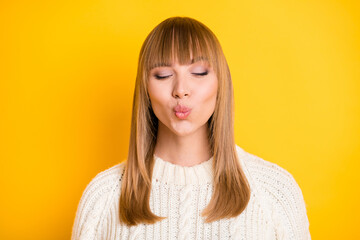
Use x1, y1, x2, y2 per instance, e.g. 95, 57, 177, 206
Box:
119, 16, 251, 226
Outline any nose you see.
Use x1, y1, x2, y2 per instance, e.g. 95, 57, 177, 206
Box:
172, 74, 190, 99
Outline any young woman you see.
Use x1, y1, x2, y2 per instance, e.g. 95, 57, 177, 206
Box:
71, 16, 311, 240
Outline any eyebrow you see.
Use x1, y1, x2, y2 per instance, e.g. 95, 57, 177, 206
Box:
149, 56, 209, 70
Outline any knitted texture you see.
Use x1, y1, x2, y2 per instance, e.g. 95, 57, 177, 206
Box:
71, 145, 311, 240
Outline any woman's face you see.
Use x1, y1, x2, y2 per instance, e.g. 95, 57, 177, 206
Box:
147, 58, 218, 137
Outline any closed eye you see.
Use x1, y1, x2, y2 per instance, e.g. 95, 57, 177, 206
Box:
192, 71, 208, 76
155, 74, 172, 80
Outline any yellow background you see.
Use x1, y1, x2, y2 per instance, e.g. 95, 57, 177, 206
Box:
1, 0, 359, 239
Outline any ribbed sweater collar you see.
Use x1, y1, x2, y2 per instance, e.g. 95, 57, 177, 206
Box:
152, 154, 214, 185
151, 145, 247, 185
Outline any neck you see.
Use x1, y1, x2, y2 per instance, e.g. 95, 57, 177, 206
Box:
154, 122, 212, 167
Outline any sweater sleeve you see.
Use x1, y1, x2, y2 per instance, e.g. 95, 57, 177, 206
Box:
269, 165, 311, 240
258, 162, 311, 239
71, 163, 123, 240
244, 153, 311, 240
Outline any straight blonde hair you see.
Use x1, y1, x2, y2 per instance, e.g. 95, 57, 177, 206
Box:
120, 16, 251, 226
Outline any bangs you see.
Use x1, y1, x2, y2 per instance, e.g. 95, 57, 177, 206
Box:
143, 18, 218, 72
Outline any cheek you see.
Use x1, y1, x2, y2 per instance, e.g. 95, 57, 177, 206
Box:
147, 82, 169, 113
198, 78, 218, 104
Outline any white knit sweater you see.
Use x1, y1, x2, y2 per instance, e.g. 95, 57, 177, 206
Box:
71, 145, 311, 240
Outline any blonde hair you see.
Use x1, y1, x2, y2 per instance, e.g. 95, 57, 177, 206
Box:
120, 16, 251, 226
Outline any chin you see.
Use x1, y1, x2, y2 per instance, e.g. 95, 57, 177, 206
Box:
171, 129, 194, 137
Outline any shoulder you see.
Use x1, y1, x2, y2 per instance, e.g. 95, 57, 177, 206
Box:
77, 162, 125, 207
235, 145, 311, 239
84, 162, 125, 190
235, 144, 304, 199
71, 162, 126, 240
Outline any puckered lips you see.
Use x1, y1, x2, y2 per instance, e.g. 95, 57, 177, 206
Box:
173, 105, 192, 120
